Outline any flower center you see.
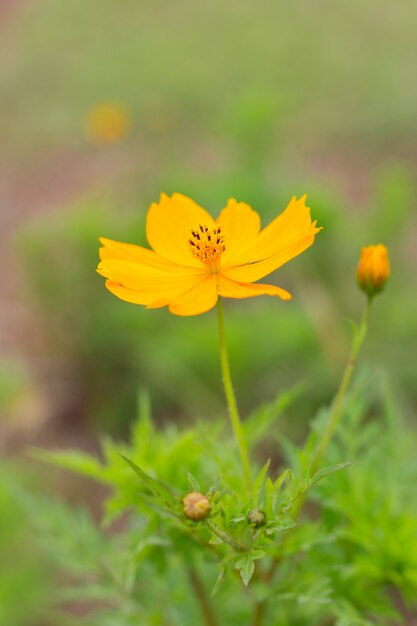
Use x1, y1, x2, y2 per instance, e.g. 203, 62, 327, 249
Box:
188, 224, 225, 273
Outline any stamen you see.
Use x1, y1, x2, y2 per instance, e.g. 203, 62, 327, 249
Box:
188, 224, 225, 273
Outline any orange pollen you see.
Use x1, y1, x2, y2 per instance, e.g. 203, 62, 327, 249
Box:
188, 224, 225, 273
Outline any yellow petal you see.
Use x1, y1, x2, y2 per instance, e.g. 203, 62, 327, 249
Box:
99, 237, 187, 271
222, 195, 321, 282
104, 280, 156, 305
218, 274, 292, 301
167, 275, 218, 316
246, 195, 315, 259
223, 231, 318, 283
98, 259, 204, 303
216, 199, 261, 267
146, 193, 215, 267
105, 281, 187, 307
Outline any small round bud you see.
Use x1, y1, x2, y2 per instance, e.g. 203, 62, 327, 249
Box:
247, 508, 266, 528
182, 492, 211, 521
356, 244, 390, 298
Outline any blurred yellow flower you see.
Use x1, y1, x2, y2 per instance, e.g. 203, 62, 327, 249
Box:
86, 103, 131, 144
97, 193, 321, 316
356, 244, 390, 297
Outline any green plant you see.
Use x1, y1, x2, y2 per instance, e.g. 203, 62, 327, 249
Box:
0, 466, 51, 626
28, 373, 417, 625
22, 232, 417, 625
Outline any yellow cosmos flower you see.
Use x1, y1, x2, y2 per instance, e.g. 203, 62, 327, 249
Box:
97, 193, 321, 316
86, 103, 131, 144
356, 244, 390, 297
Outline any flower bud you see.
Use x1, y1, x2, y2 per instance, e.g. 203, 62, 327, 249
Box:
356, 244, 390, 297
182, 492, 211, 521
247, 508, 266, 528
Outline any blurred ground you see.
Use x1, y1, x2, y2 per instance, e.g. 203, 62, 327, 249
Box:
1, 0, 416, 446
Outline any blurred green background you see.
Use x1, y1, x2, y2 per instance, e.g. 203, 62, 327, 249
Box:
0, 0, 416, 624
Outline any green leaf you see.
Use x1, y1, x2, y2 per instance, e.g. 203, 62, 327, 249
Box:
187, 473, 201, 493
205, 520, 248, 552
133, 535, 170, 560
139, 494, 182, 519
211, 567, 225, 597
266, 517, 296, 534
272, 469, 290, 512
207, 476, 221, 496
253, 459, 270, 507
311, 461, 352, 486
131, 390, 153, 449
119, 455, 175, 506
274, 468, 290, 491
235, 554, 255, 586
244, 382, 306, 444
342, 317, 359, 336
265, 477, 274, 517
137, 389, 152, 422
235, 550, 265, 586
29, 448, 108, 483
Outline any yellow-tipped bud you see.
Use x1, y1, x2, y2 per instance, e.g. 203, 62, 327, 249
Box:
182, 492, 211, 521
356, 244, 390, 297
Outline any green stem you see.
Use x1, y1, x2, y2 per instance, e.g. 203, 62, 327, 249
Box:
205, 519, 249, 552
312, 296, 372, 473
185, 563, 219, 626
251, 601, 266, 626
216, 297, 252, 490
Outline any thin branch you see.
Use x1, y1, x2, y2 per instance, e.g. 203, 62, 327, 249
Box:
186, 563, 219, 626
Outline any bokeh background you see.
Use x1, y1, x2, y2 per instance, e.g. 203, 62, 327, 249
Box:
0, 0, 416, 623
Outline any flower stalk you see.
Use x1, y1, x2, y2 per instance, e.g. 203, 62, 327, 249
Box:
312, 296, 372, 473
216, 297, 252, 491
